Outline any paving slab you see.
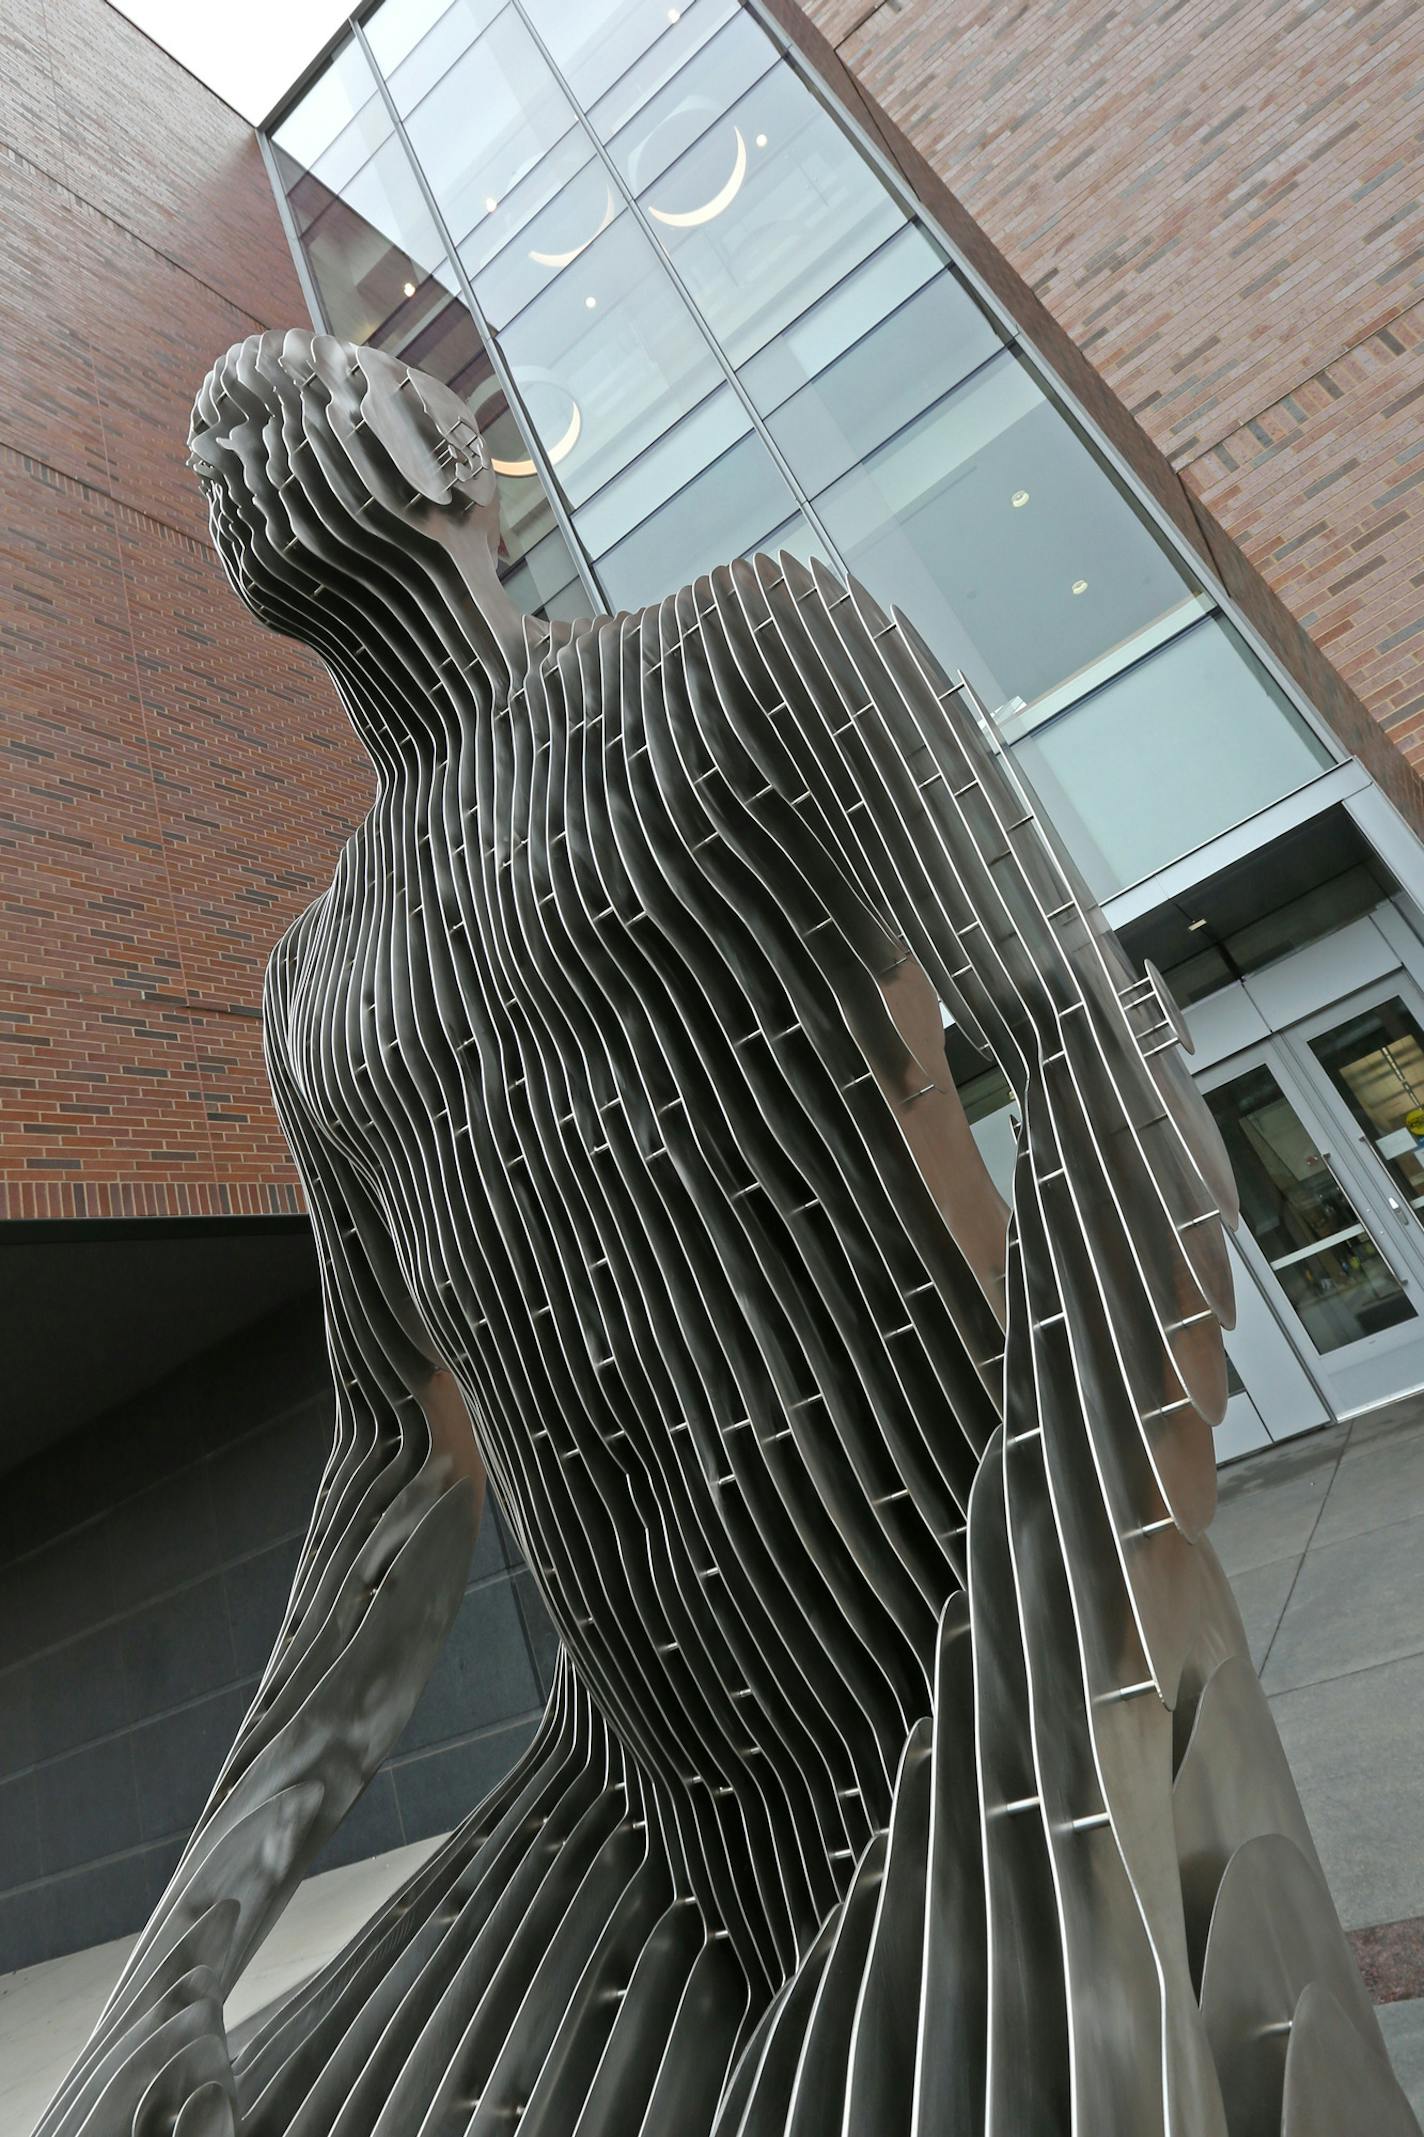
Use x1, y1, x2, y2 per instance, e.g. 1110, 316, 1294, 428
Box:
1380, 1997, 1424, 2122
1315, 1406, 1424, 1549
1270, 1650, 1424, 1931
1348, 1393, 1424, 1454
1210, 1423, 1347, 1575
1227, 1553, 1301, 1671
1262, 1510, 1424, 1694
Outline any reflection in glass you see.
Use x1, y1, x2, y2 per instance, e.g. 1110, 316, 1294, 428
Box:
449, 360, 562, 564
1311, 998, 1424, 1220
338, 132, 444, 269
1013, 619, 1332, 897
616, 40, 902, 369
765, 267, 1000, 494
500, 524, 591, 617
577, 385, 748, 554
817, 351, 1195, 714
403, 9, 579, 259
525, 0, 736, 118
500, 213, 723, 505
1206, 1065, 1415, 1352
373, 0, 504, 112
275, 139, 443, 348
596, 429, 796, 611
741, 225, 950, 414
272, 42, 384, 180
605, 6, 774, 196
461, 136, 609, 330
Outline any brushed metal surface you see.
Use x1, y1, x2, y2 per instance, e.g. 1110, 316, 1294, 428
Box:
34, 330, 1416, 2135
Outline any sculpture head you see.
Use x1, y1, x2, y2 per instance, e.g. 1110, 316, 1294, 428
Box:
188, 330, 508, 647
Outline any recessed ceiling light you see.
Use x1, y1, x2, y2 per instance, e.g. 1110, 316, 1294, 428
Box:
1071, 578, 1088, 595
755, 132, 768, 148
485, 195, 498, 213
1011, 489, 1029, 508
402, 280, 416, 296
584, 294, 597, 309
667, 5, 680, 18
1187, 916, 1208, 931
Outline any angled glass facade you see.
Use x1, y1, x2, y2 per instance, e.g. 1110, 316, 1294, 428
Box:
265, 0, 1335, 899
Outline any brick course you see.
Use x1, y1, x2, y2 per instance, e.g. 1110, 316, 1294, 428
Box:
1, 0, 369, 1219
783, 0, 1424, 811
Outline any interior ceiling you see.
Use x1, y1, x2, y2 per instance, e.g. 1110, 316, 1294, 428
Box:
1116, 805, 1392, 973
0, 1222, 320, 1478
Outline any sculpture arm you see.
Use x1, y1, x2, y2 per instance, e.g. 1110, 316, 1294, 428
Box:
33, 915, 483, 2137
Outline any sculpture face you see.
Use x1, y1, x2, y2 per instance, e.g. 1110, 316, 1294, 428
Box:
188, 330, 503, 639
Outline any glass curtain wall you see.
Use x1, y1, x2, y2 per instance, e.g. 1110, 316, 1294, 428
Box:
266, 0, 1336, 898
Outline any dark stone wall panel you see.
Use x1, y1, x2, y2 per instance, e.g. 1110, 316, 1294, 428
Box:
0, 1297, 550, 1974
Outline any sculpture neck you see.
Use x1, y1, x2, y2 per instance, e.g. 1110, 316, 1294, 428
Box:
319, 524, 551, 774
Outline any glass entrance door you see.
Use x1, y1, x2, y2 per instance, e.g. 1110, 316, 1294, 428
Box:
1304, 992, 1424, 1228
1203, 975, 1424, 1421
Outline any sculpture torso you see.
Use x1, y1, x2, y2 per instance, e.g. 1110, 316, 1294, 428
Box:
267, 576, 1010, 1991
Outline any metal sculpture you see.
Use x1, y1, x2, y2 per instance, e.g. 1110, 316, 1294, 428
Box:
37, 330, 1417, 2137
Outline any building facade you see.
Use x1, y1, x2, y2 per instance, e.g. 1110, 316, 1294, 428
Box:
262, 0, 1424, 1461
0, 0, 368, 1223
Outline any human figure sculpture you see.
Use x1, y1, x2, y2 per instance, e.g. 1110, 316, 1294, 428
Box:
37, 330, 1419, 2136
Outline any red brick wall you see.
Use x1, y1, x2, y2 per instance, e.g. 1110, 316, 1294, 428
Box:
0, 0, 369, 1220
777, 0, 1424, 827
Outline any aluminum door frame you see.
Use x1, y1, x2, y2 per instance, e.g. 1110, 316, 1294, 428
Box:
1201, 1026, 1424, 1418
1281, 971, 1424, 1271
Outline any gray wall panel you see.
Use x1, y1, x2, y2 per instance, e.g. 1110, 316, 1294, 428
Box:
0, 1293, 553, 1974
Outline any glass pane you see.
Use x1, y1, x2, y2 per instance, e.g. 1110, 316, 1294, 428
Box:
617, 47, 903, 370
404, 9, 580, 259
273, 43, 384, 180
1205, 1064, 1415, 1352
525, 0, 736, 116
461, 135, 610, 329
605, 8, 774, 196
816, 349, 1197, 715
373, 0, 505, 110
499, 212, 723, 505
1012, 619, 1334, 898
766, 269, 1000, 494
1310, 998, 1424, 1219
279, 151, 445, 345
751, 512, 820, 573
367, 258, 477, 387
576, 384, 748, 554
542, 574, 599, 622
595, 428, 797, 610
740, 224, 950, 414
456, 360, 561, 563
340, 134, 444, 267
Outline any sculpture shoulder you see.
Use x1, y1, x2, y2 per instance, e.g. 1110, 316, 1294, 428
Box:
527, 554, 870, 748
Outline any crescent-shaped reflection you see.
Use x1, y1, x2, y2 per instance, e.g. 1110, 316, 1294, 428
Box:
528, 188, 615, 269
491, 397, 582, 478
647, 126, 747, 228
